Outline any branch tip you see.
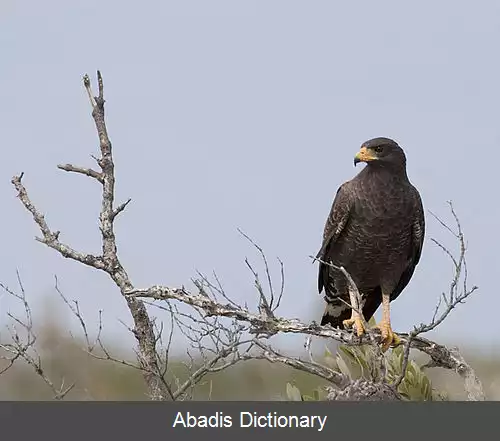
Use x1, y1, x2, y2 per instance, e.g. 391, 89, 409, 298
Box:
83, 73, 96, 107
97, 70, 104, 99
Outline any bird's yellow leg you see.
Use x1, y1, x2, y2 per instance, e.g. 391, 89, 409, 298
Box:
373, 293, 401, 352
342, 310, 366, 337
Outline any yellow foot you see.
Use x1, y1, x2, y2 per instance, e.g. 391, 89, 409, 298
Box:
373, 320, 401, 352
342, 315, 367, 337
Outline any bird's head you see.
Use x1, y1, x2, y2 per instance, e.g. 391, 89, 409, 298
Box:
354, 137, 406, 170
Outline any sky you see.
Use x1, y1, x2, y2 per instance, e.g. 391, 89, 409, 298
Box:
0, 1, 499, 357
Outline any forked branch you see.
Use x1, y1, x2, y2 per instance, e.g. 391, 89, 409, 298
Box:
11, 72, 170, 400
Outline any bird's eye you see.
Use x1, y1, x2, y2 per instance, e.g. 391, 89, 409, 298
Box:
373, 146, 384, 153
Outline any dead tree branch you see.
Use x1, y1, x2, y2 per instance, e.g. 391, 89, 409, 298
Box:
391, 202, 481, 400
0, 272, 74, 399
11, 72, 170, 400
126, 227, 483, 400
8, 71, 483, 401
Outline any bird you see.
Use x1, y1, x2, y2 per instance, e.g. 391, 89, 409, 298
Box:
316, 137, 425, 352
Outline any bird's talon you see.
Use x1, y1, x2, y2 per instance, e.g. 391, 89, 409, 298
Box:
343, 315, 366, 337
392, 333, 402, 346
373, 320, 400, 352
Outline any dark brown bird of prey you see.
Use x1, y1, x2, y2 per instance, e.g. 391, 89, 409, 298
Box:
316, 137, 425, 352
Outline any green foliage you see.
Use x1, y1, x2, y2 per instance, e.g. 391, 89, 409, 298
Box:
286, 320, 447, 401
285, 382, 328, 401
385, 345, 446, 401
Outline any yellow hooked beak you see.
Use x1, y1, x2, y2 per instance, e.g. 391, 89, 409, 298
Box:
354, 146, 378, 166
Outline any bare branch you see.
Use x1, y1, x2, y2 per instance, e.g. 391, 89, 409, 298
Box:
0, 273, 75, 399
409, 336, 484, 401
391, 202, 482, 399
11, 175, 105, 269
249, 340, 347, 387
327, 379, 401, 401
11, 72, 170, 400
173, 340, 251, 400
57, 164, 104, 183
238, 229, 279, 312
125, 281, 478, 390
112, 198, 132, 220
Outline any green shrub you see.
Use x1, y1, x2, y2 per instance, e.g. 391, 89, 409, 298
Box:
285, 320, 447, 401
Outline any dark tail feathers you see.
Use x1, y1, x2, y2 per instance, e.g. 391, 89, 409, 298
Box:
320, 287, 382, 329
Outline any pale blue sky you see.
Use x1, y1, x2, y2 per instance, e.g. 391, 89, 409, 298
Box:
1, 1, 498, 355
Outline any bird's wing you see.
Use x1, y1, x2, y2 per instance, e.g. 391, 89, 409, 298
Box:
390, 187, 425, 301
410, 189, 425, 265
316, 182, 354, 293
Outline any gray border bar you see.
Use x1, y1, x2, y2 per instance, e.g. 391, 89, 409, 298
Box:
0, 402, 495, 440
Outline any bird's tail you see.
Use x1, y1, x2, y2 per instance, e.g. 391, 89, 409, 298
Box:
320, 287, 382, 329
320, 299, 351, 328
